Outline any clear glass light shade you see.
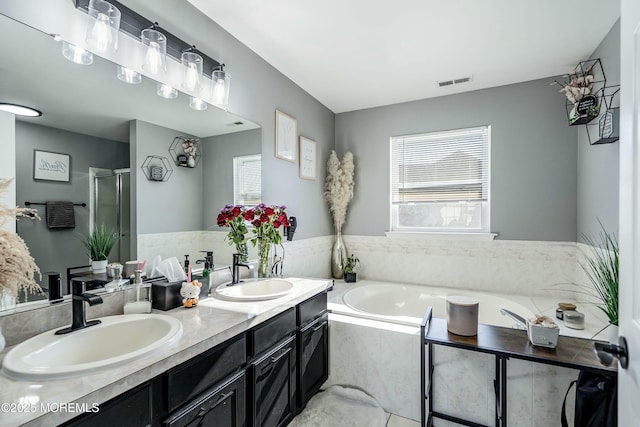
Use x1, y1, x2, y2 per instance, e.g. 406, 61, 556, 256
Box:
117, 65, 142, 84
61, 41, 93, 65
85, 0, 121, 53
141, 29, 166, 76
181, 51, 203, 92
211, 69, 231, 107
189, 96, 208, 111
156, 83, 178, 99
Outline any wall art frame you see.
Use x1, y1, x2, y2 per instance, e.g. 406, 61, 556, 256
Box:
33, 149, 71, 182
275, 109, 297, 162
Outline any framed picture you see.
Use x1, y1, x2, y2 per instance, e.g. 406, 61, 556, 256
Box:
33, 150, 71, 182
299, 136, 317, 180
275, 110, 297, 162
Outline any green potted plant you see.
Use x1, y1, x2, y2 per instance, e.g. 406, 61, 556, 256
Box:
342, 254, 360, 283
84, 223, 119, 273
580, 224, 618, 342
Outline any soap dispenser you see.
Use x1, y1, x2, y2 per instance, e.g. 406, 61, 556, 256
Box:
123, 270, 152, 314
184, 255, 190, 275
197, 251, 214, 295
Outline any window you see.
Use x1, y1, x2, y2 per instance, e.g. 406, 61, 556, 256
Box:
233, 154, 261, 206
390, 126, 490, 233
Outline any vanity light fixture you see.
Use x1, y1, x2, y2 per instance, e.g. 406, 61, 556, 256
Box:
61, 41, 93, 65
85, 0, 120, 54
181, 48, 203, 92
189, 96, 208, 111
211, 64, 231, 108
0, 103, 42, 117
116, 65, 142, 84
157, 83, 178, 99
141, 27, 167, 76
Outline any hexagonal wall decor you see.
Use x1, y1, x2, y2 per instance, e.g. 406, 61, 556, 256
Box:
141, 155, 173, 182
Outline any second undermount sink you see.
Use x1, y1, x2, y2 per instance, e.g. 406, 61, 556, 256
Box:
214, 279, 295, 302
2, 314, 182, 381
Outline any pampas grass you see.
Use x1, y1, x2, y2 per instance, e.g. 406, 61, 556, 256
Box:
0, 179, 42, 300
324, 151, 355, 230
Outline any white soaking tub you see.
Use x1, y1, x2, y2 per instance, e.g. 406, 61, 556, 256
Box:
340, 282, 535, 328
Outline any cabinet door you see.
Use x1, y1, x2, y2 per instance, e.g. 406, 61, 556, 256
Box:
164, 371, 246, 427
297, 314, 329, 411
251, 336, 297, 427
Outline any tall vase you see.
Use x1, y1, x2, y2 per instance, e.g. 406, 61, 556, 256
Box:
331, 228, 347, 279
258, 240, 271, 278
236, 242, 249, 263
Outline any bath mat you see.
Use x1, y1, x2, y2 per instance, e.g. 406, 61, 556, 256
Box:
289, 385, 387, 427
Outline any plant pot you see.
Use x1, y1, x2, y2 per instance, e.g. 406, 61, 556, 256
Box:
344, 272, 357, 283
91, 259, 108, 273
607, 324, 619, 344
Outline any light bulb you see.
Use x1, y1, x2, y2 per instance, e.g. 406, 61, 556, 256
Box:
189, 97, 207, 111
156, 83, 177, 99
212, 79, 226, 105
91, 13, 112, 52
185, 63, 200, 91
145, 42, 163, 75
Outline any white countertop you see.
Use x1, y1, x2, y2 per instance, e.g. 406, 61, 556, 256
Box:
0, 277, 331, 427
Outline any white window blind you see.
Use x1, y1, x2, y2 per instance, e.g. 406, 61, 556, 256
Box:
390, 126, 490, 232
233, 154, 262, 206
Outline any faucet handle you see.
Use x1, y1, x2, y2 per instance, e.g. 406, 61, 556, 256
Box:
71, 278, 87, 295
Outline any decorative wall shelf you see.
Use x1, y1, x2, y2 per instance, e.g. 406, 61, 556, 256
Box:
561, 58, 607, 126
586, 85, 620, 145
141, 155, 173, 182
169, 136, 201, 168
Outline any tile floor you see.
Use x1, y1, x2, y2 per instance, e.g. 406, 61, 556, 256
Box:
386, 414, 420, 427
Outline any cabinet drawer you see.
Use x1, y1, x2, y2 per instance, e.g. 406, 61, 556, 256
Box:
164, 371, 246, 427
167, 334, 246, 412
297, 292, 327, 327
298, 314, 329, 411
249, 307, 296, 357
251, 336, 297, 427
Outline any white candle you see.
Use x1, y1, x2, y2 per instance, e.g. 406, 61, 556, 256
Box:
123, 301, 152, 314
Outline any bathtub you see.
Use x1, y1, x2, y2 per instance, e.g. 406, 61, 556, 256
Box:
339, 282, 535, 328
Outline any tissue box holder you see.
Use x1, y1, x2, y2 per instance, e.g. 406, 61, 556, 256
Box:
527, 321, 560, 348
151, 279, 183, 311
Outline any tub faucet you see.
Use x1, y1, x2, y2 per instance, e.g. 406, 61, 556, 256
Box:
55, 278, 103, 335
231, 253, 250, 285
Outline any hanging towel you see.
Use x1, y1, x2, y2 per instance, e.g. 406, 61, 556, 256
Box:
45, 201, 76, 229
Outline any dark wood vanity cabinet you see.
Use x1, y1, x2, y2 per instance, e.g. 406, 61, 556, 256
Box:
62, 289, 329, 427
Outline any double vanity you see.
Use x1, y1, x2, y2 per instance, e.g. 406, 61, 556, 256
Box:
0, 277, 331, 427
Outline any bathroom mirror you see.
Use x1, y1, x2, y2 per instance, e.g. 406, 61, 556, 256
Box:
0, 14, 261, 310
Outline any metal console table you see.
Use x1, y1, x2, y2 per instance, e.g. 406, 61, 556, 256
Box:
420, 308, 617, 427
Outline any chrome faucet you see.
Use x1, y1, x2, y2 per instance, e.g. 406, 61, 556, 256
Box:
55, 278, 103, 335
231, 253, 250, 285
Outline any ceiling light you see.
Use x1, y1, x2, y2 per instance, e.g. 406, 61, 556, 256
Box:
61, 41, 93, 65
117, 65, 142, 84
189, 96, 207, 111
85, 0, 120, 53
0, 103, 42, 117
181, 50, 203, 92
211, 64, 231, 108
141, 28, 166, 76
156, 83, 177, 99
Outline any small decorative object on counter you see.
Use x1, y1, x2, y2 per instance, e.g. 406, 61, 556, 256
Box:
446, 295, 479, 336
527, 315, 559, 348
181, 280, 202, 308
124, 270, 152, 314
84, 223, 119, 273
555, 302, 577, 320
562, 310, 585, 330
341, 253, 360, 283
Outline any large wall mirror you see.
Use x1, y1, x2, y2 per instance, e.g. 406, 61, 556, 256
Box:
0, 13, 261, 310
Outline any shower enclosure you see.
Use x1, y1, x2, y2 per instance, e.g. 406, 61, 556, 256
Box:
90, 168, 131, 264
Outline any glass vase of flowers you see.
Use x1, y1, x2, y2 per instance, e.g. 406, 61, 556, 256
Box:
216, 204, 249, 262
244, 204, 290, 277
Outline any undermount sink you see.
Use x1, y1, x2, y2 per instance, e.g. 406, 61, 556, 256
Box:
214, 279, 295, 302
2, 314, 182, 380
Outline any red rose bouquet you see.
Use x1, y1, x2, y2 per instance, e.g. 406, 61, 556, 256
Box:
216, 204, 249, 261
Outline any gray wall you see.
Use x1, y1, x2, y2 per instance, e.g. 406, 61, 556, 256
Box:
202, 129, 261, 230
15, 122, 129, 285
577, 20, 620, 240
335, 77, 578, 241
131, 120, 202, 237
123, 0, 335, 241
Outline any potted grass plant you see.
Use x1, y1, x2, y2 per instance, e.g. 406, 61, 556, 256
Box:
342, 254, 360, 283
84, 224, 119, 273
579, 224, 618, 342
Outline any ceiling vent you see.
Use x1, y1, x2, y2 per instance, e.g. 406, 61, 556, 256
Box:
438, 75, 473, 88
